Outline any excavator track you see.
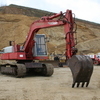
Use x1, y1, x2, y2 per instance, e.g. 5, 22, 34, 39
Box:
0, 64, 26, 77
67, 55, 93, 88
0, 62, 54, 77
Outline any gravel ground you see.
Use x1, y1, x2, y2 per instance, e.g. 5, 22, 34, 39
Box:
0, 66, 100, 100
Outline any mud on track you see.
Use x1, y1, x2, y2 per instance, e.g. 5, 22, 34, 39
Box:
0, 66, 100, 100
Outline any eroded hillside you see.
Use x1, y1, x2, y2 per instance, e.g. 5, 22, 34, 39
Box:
0, 5, 100, 55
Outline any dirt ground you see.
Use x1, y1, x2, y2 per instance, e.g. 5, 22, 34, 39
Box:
0, 66, 100, 100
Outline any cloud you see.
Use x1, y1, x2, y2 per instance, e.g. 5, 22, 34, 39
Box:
44, 0, 100, 23
3, 0, 100, 23
0, 0, 7, 6
6, 0, 52, 11
7, 0, 33, 6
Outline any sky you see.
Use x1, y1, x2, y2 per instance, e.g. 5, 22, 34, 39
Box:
0, 0, 100, 24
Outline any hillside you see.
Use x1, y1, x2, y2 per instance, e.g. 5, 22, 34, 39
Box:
0, 4, 100, 55
0, 4, 53, 17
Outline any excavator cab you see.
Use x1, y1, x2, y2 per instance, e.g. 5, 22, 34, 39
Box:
33, 34, 48, 59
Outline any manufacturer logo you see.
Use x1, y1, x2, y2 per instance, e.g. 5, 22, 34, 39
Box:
48, 22, 58, 25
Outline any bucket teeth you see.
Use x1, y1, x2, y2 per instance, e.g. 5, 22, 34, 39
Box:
86, 82, 89, 87
81, 82, 85, 87
72, 82, 89, 88
67, 55, 93, 88
72, 83, 75, 88
77, 82, 80, 87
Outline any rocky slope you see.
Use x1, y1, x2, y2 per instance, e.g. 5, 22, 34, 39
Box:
0, 5, 100, 55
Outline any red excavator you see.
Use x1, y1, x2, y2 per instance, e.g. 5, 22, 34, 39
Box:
0, 10, 93, 88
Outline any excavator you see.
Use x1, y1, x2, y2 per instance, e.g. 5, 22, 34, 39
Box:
0, 10, 93, 88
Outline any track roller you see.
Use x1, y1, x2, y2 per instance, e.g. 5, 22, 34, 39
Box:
42, 63, 54, 76
67, 55, 93, 88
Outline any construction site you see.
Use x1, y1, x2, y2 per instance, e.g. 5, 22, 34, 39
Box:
0, 4, 100, 100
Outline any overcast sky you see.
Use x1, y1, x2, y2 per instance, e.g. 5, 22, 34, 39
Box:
0, 0, 100, 24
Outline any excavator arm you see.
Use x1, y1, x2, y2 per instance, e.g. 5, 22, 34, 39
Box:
22, 12, 64, 58
22, 10, 77, 59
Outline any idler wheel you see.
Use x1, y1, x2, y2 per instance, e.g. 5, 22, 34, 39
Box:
42, 63, 54, 76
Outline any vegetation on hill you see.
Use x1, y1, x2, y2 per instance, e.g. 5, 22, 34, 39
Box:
0, 4, 54, 17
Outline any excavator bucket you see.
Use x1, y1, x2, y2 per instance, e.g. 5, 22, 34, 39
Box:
67, 55, 93, 88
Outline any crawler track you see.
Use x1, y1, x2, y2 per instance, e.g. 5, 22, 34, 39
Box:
0, 62, 54, 77
0, 64, 26, 77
